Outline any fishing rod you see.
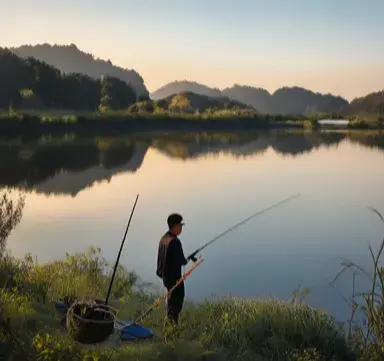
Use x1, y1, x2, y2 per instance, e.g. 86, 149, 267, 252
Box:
105, 194, 139, 305
187, 193, 300, 260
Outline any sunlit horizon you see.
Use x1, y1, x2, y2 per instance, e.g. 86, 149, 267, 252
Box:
1, 0, 384, 100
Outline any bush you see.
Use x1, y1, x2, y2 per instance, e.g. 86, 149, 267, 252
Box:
0, 190, 25, 257
176, 298, 351, 361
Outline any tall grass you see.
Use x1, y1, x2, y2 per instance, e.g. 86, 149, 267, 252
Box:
331, 208, 384, 361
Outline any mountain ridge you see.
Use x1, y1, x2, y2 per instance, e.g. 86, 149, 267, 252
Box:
4, 43, 383, 117
10, 43, 149, 98
151, 80, 350, 115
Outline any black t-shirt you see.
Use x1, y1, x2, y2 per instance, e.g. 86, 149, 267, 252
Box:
156, 231, 188, 284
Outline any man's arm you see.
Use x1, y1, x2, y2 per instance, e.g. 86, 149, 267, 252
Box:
173, 239, 188, 266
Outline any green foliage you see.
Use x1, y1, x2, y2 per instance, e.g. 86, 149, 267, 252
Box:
18, 246, 139, 301
304, 118, 319, 129
99, 76, 136, 112
348, 119, 371, 129
0, 190, 25, 257
32, 333, 102, 361
290, 347, 327, 361
169, 94, 193, 112
0, 48, 137, 112
0, 288, 36, 319
176, 298, 351, 361
19, 88, 34, 98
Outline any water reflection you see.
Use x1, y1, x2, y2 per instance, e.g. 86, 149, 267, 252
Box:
2, 130, 381, 196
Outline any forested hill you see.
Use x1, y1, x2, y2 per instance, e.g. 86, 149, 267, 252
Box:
151, 81, 349, 115
0, 48, 138, 111
342, 90, 384, 118
10, 43, 149, 98
151, 80, 223, 100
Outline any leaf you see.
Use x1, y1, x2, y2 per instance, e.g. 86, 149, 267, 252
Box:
368, 207, 384, 223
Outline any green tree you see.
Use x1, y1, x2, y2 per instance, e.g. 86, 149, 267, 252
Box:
0, 191, 25, 257
99, 76, 136, 111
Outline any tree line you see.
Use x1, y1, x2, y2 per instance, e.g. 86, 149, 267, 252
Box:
0, 48, 145, 112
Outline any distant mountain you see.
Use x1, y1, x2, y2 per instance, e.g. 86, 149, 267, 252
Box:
221, 85, 272, 113
341, 90, 384, 117
270, 86, 348, 115
150, 81, 349, 115
151, 80, 222, 100
11, 43, 149, 98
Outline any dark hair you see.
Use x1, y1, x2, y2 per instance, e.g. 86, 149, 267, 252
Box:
167, 213, 183, 229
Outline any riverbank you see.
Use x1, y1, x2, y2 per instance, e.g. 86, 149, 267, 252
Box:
0, 247, 352, 361
0, 190, 383, 361
0, 111, 381, 136
1, 242, 383, 360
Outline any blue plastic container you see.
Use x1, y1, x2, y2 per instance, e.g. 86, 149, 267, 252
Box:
116, 319, 154, 341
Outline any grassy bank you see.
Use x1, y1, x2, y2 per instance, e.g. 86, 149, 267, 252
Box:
0, 191, 383, 361
0, 110, 382, 136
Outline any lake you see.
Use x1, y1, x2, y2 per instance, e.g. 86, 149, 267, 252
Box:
2, 130, 384, 323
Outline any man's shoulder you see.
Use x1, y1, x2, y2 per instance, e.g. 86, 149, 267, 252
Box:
159, 232, 179, 246
167, 232, 182, 246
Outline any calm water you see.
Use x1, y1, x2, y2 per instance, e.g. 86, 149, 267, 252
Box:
2, 130, 384, 322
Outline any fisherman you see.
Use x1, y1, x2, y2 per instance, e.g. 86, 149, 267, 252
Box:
156, 213, 198, 326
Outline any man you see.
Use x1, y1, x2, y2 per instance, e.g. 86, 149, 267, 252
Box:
156, 213, 197, 325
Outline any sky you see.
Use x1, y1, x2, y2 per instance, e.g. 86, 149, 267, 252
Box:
1, 0, 383, 100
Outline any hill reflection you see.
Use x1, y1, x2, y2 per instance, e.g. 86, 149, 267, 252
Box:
0, 131, 382, 196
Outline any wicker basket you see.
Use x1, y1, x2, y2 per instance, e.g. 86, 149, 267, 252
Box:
66, 301, 117, 344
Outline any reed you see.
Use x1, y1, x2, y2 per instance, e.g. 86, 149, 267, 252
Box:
331, 208, 384, 361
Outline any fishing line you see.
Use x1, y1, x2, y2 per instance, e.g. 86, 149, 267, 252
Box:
187, 193, 301, 259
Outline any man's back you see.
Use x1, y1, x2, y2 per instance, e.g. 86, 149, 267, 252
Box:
156, 231, 187, 284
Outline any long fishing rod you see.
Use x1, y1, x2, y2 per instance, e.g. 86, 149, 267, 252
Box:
187, 193, 300, 259
105, 194, 139, 305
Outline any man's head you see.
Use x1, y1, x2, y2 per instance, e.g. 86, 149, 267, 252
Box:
167, 213, 184, 236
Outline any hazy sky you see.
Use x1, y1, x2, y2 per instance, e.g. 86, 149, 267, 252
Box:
1, 0, 383, 100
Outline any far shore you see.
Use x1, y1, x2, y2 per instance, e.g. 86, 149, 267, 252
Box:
0, 110, 381, 136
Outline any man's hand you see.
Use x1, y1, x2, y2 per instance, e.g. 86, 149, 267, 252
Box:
189, 255, 198, 263
187, 250, 199, 263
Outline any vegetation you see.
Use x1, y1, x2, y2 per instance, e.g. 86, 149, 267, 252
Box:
10, 43, 149, 97
0, 48, 139, 113
342, 90, 384, 119
1, 107, 382, 137
1, 47, 383, 134
330, 208, 384, 361
0, 189, 383, 361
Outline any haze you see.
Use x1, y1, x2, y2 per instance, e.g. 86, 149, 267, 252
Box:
1, 0, 383, 100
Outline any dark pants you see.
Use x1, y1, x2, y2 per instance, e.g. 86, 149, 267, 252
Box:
164, 280, 185, 325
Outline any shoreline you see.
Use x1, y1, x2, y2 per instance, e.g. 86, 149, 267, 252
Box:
1, 111, 381, 136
